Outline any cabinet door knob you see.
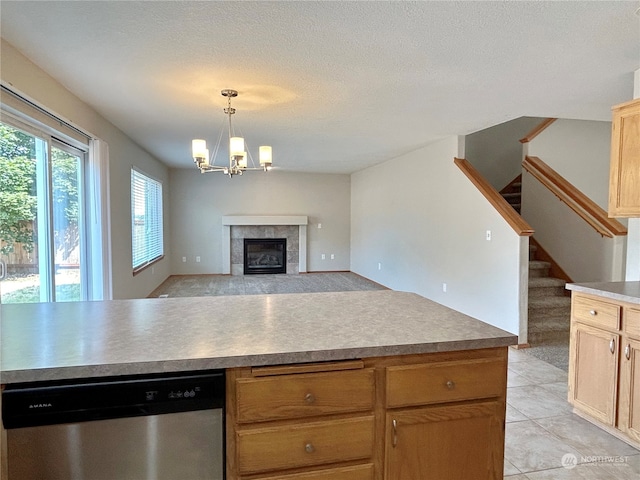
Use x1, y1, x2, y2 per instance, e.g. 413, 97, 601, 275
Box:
610, 339, 616, 354
305, 443, 315, 454
304, 393, 315, 404
446, 380, 455, 390
625, 344, 631, 360
589, 310, 597, 316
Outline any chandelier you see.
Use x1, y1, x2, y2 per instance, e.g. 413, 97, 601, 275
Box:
191, 89, 272, 176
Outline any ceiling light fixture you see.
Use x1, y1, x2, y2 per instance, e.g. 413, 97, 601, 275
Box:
192, 89, 272, 177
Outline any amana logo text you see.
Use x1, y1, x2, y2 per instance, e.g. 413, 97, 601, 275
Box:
29, 403, 53, 409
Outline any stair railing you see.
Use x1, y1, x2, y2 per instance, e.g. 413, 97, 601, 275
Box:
454, 158, 534, 236
522, 156, 627, 238
519, 118, 557, 144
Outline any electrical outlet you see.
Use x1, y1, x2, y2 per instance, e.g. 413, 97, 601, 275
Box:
321, 254, 326, 260
318, 223, 322, 229
330, 254, 335, 260
196, 256, 201, 263
182, 256, 186, 263
486, 230, 492, 241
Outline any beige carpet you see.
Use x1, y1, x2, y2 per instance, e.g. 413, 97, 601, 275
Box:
149, 272, 387, 298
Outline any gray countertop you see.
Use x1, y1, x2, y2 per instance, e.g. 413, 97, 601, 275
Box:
0, 290, 517, 384
566, 281, 640, 305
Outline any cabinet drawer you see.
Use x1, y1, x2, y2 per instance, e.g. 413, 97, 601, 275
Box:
386, 357, 506, 408
572, 295, 620, 330
253, 464, 374, 480
625, 308, 640, 340
236, 416, 375, 475
236, 369, 374, 423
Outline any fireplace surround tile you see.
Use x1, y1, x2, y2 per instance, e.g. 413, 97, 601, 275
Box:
223, 217, 307, 275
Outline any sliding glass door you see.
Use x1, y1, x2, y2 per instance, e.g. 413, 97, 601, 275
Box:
0, 122, 86, 303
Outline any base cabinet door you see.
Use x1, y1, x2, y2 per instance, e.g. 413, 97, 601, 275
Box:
569, 322, 619, 425
619, 337, 640, 443
385, 401, 504, 480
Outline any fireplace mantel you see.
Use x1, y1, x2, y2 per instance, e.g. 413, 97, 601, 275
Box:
221, 216, 308, 274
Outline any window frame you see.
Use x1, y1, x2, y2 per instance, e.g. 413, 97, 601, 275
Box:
131, 167, 164, 274
0, 118, 89, 301
1, 84, 112, 301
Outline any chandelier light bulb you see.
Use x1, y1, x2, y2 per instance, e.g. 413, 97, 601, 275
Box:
259, 146, 272, 165
230, 137, 245, 158
192, 139, 207, 160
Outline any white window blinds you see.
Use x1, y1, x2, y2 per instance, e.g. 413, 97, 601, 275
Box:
131, 169, 163, 271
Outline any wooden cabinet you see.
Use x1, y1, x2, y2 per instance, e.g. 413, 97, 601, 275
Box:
227, 361, 376, 480
385, 401, 503, 480
608, 98, 640, 217
619, 309, 640, 444
226, 348, 508, 480
569, 322, 619, 425
569, 293, 640, 448
384, 353, 507, 480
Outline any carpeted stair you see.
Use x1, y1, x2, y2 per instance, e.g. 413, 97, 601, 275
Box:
527, 255, 571, 345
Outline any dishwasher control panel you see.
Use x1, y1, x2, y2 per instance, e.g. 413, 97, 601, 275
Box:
3, 370, 225, 429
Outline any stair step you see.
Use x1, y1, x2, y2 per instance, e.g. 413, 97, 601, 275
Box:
528, 330, 570, 344
528, 313, 570, 331
529, 277, 566, 288
529, 296, 571, 308
502, 192, 521, 199
529, 277, 567, 297
529, 260, 551, 278
529, 297, 571, 317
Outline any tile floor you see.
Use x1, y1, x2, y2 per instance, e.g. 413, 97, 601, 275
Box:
504, 347, 639, 479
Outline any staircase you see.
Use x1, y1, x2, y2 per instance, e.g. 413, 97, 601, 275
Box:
500, 175, 522, 214
499, 176, 571, 346
527, 247, 571, 345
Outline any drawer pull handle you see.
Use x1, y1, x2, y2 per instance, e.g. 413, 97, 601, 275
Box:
304, 393, 315, 404
392, 419, 398, 448
446, 380, 455, 390
305, 443, 315, 454
625, 344, 631, 360
610, 339, 615, 354
589, 310, 597, 316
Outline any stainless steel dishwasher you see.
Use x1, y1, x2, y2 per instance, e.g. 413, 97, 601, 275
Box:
2, 370, 225, 480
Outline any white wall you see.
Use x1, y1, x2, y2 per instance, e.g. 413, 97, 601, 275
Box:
1, 39, 171, 299
351, 136, 523, 336
522, 174, 625, 282
527, 119, 612, 208
522, 118, 626, 282
465, 117, 542, 190
169, 169, 351, 274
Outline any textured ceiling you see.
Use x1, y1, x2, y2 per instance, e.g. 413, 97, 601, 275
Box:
1, 1, 638, 174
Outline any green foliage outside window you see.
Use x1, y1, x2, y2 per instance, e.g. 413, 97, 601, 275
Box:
0, 124, 37, 255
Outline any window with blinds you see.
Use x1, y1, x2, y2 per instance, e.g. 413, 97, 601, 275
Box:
131, 169, 163, 272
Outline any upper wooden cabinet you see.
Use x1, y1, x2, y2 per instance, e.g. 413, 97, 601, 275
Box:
609, 98, 640, 217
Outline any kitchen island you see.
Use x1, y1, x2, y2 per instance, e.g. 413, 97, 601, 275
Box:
1, 290, 517, 479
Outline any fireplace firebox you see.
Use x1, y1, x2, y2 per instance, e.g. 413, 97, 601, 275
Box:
243, 238, 287, 275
